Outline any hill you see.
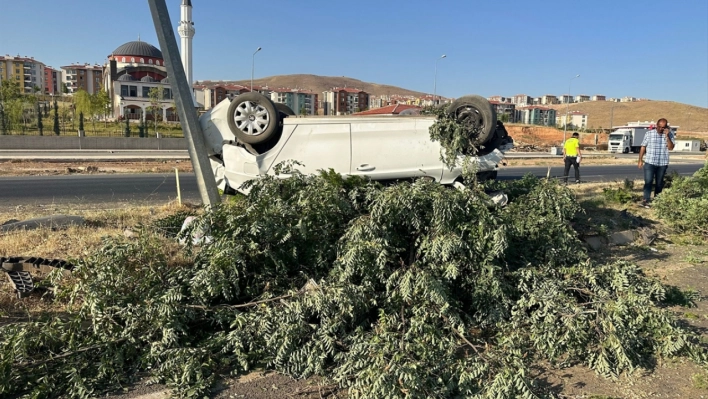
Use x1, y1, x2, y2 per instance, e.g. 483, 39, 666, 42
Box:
545, 101, 708, 134
199, 74, 432, 99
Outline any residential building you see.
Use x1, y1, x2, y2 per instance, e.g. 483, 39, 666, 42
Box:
0, 55, 46, 94
61, 63, 103, 95
270, 88, 318, 115
541, 95, 558, 105
487, 95, 510, 103
558, 95, 573, 104
369, 95, 387, 109
102, 40, 178, 122
322, 87, 369, 115
516, 106, 557, 126
489, 101, 516, 122
43, 66, 62, 95
574, 94, 590, 103
591, 95, 606, 101
352, 104, 421, 116
511, 94, 532, 107
557, 111, 588, 129
620, 96, 637, 102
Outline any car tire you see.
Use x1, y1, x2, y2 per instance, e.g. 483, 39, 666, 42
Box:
227, 92, 280, 144
623, 147, 629, 154
447, 95, 497, 145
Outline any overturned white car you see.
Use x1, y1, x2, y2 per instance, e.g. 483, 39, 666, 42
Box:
198, 92, 513, 193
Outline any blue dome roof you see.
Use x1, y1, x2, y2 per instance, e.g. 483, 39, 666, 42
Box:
112, 41, 162, 59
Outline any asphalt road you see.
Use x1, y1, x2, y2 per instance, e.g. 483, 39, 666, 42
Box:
0, 163, 704, 208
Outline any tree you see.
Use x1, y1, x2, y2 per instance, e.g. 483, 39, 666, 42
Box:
53, 100, 60, 136
124, 115, 131, 137
74, 90, 91, 127
37, 102, 43, 136
61, 83, 69, 94
94, 87, 111, 127
78, 111, 84, 133
147, 87, 163, 136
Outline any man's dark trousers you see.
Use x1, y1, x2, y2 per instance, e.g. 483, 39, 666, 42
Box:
564, 156, 580, 183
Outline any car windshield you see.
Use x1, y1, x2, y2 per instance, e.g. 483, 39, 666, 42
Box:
609, 134, 624, 140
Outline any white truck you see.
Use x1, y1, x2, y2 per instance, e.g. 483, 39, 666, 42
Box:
198, 93, 514, 194
608, 121, 678, 153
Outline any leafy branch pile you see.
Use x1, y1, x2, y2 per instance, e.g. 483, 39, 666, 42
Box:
1, 167, 704, 399
654, 161, 708, 236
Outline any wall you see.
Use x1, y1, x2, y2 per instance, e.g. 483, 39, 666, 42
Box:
0, 136, 187, 150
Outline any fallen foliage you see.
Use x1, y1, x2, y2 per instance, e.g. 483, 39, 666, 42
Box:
653, 161, 708, 236
0, 163, 704, 399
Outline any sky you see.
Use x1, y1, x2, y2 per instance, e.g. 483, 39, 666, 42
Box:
1, 0, 707, 107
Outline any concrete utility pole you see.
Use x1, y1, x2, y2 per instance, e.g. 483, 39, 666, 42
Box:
563, 74, 580, 144
147, 0, 220, 206
433, 54, 446, 106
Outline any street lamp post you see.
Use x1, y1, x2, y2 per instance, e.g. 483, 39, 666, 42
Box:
433, 54, 446, 106
687, 112, 692, 132
251, 47, 262, 93
563, 74, 580, 144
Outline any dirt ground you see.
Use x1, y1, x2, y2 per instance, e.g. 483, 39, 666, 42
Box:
1, 168, 707, 398
0, 159, 193, 176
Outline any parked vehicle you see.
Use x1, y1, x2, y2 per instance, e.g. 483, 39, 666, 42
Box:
198, 92, 514, 193
608, 121, 678, 153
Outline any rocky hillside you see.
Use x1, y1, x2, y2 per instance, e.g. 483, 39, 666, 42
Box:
546, 101, 708, 134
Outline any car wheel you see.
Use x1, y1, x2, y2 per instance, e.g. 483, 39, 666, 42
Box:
623, 147, 629, 154
227, 92, 280, 144
447, 95, 497, 145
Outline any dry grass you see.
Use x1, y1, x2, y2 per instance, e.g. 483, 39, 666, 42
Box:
545, 101, 708, 133
0, 202, 195, 260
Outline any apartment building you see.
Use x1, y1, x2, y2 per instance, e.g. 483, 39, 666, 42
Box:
322, 87, 369, 115
557, 111, 588, 129
511, 94, 532, 107
0, 55, 46, 94
61, 63, 103, 94
489, 101, 516, 122
43, 66, 62, 95
591, 95, 606, 101
558, 95, 573, 104
541, 95, 558, 105
270, 88, 318, 115
516, 106, 557, 126
488, 95, 511, 103
574, 94, 590, 103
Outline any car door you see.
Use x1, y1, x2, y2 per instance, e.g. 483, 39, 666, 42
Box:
350, 118, 443, 181
267, 122, 351, 176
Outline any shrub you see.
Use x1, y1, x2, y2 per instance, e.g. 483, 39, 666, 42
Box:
0, 167, 703, 399
654, 161, 708, 236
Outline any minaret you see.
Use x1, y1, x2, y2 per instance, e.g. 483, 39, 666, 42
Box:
178, 0, 194, 88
